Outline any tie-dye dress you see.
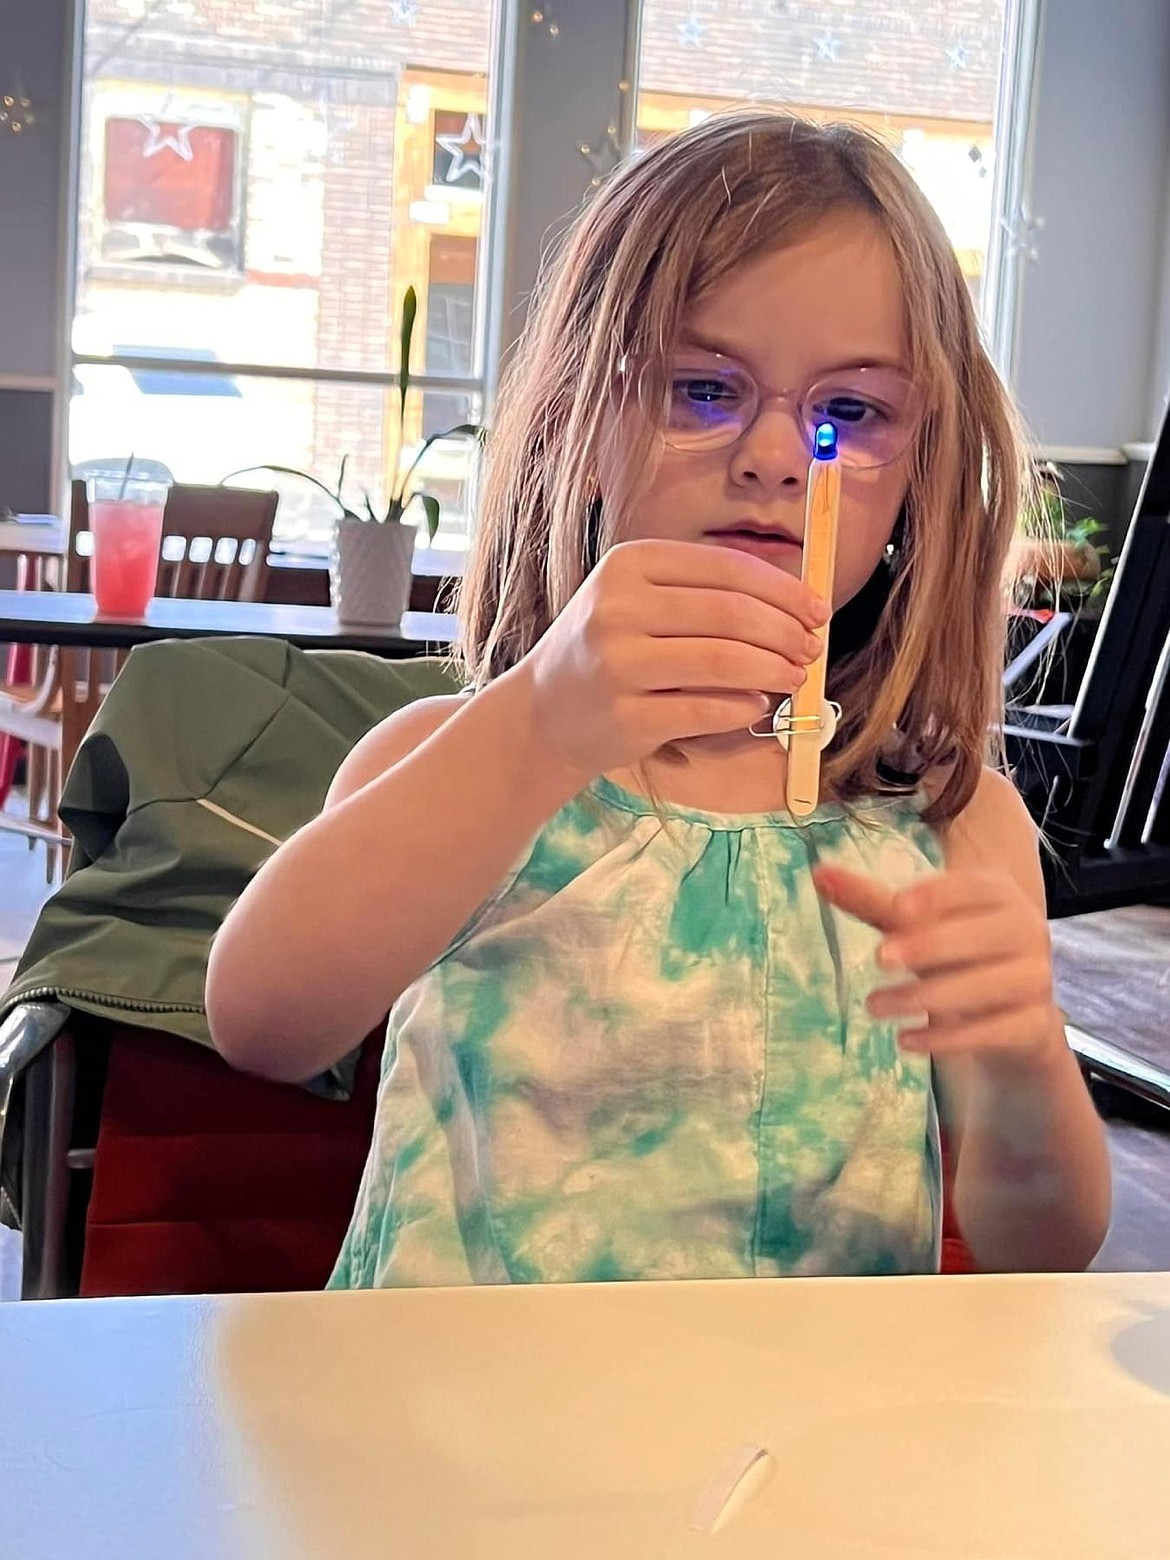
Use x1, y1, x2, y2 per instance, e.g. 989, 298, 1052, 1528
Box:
329, 775, 947, 1289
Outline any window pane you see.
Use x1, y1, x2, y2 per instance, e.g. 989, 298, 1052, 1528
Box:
75, 2, 494, 374
69, 366, 481, 553
636, 1, 1006, 309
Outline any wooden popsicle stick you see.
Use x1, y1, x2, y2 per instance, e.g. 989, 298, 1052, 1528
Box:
785, 449, 840, 816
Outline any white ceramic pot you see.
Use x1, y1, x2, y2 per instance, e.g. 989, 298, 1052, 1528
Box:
331, 516, 417, 626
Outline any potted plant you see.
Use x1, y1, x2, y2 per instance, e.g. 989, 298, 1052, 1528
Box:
1010, 460, 1114, 613
224, 287, 478, 626
1008, 461, 1117, 706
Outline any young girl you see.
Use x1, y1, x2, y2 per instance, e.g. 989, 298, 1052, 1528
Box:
207, 111, 1110, 1285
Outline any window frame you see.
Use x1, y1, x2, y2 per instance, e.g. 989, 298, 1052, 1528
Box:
62, 0, 1033, 545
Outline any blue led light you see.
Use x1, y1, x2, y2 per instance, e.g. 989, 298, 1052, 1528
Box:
814, 421, 838, 460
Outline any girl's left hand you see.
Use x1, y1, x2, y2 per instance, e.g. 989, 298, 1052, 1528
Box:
811, 863, 1062, 1063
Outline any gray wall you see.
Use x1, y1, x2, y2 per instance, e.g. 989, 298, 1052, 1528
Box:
0, 0, 71, 380
1012, 0, 1170, 449
0, 0, 73, 513
1149, 144, 1170, 442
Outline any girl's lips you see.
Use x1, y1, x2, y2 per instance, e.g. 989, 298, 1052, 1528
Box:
708, 530, 803, 562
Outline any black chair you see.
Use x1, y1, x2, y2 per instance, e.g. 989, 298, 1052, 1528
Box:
1004, 403, 1170, 917
0, 1001, 89, 1299
1004, 398, 1170, 1111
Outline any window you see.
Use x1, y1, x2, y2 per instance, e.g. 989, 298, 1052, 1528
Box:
71, 1, 1027, 553
73, 1, 495, 550
424, 235, 477, 439
113, 346, 241, 398
637, 0, 1007, 311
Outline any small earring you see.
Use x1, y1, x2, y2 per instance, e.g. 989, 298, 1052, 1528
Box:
884, 510, 908, 577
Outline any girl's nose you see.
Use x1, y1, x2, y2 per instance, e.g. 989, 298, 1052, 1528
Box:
728, 403, 808, 492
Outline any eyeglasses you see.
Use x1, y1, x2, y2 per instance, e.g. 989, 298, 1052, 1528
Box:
649, 352, 923, 471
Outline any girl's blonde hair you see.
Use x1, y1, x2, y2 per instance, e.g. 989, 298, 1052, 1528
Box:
459, 109, 1029, 827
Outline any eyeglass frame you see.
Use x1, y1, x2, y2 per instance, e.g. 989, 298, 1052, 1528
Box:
629, 351, 926, 472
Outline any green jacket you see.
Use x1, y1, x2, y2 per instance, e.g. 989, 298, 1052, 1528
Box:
2, 636, 458, 1093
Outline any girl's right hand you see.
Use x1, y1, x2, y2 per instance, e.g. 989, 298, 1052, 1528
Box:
518, 538, 832, 777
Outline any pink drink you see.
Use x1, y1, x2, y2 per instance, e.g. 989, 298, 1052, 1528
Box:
90, 500, 165, 616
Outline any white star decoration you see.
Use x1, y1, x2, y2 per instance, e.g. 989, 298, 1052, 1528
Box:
391, 0, 418, 23
678, 15, 706, 47
138, 118, 195, 160
813, 30, 840, 61
436, 113, 484, 185
946, 44, 969, 71
1000, 201, 1045, 262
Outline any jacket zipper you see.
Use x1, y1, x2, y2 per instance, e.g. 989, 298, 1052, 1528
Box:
8, 985, 204, 1015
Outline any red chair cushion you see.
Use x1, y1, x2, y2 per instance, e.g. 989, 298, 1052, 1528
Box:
940, 1131, 975, 1274
80, 1025, 382, 1297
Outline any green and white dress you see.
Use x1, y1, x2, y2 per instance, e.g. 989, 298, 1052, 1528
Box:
329, 776, 946, 1289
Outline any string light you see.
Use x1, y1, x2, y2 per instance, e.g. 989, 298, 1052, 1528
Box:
579, 124, 621, 188
0, 76, 36, 136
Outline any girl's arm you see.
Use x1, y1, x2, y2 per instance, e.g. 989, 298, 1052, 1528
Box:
206, 667, 589, 1083
932, 771, 1111, 1271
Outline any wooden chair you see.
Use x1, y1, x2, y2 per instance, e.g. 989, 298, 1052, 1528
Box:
154, 483, 276, 604
0, 636, 62, 857
0, 480, 279, 876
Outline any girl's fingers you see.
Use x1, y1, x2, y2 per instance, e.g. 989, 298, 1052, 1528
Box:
646, 690, 773, 740
868, 956, 1048, 1025
619, 539, 830, 629
630, 637, 810, 696
815, 864, 1025, 938
897, 1002, 1058, 1057
878, 910, 1027, 975
883, 868, 1012, 925
641, 586, 824, 668
811, 865, 903, 934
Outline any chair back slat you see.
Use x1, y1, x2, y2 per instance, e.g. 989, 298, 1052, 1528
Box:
157, 484, 277, 604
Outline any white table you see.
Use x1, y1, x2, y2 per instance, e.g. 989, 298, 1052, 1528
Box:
4, 1272, 1170, 1558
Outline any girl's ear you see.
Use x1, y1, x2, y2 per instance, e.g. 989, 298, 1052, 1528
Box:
826, 502, 907, 670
